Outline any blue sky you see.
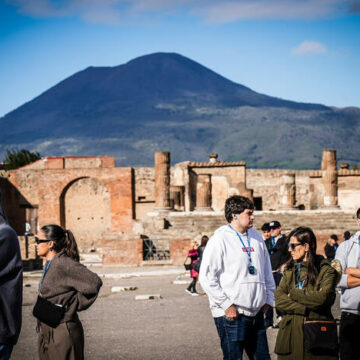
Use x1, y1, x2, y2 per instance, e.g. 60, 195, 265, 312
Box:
0, 0, 359, 117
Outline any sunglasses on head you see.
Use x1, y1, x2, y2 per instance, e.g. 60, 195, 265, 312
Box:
288, 243, 303, 251
35, 237, 50, 245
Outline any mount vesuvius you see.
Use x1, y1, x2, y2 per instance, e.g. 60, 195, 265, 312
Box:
1, 52, 359, 168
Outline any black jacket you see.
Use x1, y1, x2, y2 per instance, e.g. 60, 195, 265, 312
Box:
265, 235, 290, 271
0, 205, 23, 346
324, 243, 337, 260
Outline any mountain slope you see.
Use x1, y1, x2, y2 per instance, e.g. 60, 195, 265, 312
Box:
1, 52, 359, 168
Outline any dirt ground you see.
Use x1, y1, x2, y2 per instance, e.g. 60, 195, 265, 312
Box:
12, 268, 341, 360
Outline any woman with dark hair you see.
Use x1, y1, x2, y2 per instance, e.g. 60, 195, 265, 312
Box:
274, 226, 340, 360
34, 224, 102, 360
185, 240, 199, 296
196, 235, 209, 260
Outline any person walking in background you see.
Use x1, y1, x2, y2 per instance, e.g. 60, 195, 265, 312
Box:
261, 223, 271, 242
0, 193, 22, 360
335, 208, 360, 360
192, 235, 209, 274
264, 220, 290, 328
324, 234, 338, 260
34, 224, 102, 360
200, 195, 275, 360
185, 240, 199, 296
275, 226, 339, 360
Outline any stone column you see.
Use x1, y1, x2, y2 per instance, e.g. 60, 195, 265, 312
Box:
321, 149, 339, 208
154, 152, 171, 211
195, 174, 212, 211
279, 173, 296, 209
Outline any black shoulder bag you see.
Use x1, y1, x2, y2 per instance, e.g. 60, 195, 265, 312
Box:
303, 318, 338, 355
33, 295, 66, 328
32, 258, 66, 328
184, 255, 193, 271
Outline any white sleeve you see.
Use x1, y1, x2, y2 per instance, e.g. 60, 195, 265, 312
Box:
263, 242, 276, 306
335, 242, 349, 289
199, 236, 233, 311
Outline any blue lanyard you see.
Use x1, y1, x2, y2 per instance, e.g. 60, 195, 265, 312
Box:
297, 262, 305, 289
358, 236, 360, 246
229, 225, 252, 264
271, 237, 276, 248
38, 258, 53, 292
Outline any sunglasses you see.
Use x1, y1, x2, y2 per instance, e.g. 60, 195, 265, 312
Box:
288, 243, 303, 251
35, 237, 50, 245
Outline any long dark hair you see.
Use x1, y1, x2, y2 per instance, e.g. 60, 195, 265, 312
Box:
200, 235, 209, 247
41, 224, 80, 262
287, 226, 318, 286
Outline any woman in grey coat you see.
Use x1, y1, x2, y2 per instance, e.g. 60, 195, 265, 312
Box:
35, 224, 102, 360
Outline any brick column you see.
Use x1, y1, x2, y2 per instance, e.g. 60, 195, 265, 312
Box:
321, 149, 339, 208
195, 174, 212, 211
155, 151, 171, 211
279, 173, 296, 209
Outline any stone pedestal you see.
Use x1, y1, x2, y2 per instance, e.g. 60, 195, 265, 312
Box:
321, 149, 339, 208
279, 173, 296, 209
170, 186, 184, 211
154, 152, 171, 211
195, 174, 212, 211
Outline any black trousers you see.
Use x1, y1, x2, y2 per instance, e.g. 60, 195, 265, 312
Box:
340, 311, 360, 360
187, 277, 197, 292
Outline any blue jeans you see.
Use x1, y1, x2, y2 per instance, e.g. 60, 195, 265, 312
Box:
0, 345, 13, 360
214, 311, 271, 360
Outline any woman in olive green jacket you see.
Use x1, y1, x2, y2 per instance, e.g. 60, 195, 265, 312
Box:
275, 226, 340, 360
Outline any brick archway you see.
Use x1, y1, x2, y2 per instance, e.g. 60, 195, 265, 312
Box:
60, 177, 111, 252
37, 166, 134, 238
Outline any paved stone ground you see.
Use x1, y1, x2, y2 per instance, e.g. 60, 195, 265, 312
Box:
13, 266, 341, 360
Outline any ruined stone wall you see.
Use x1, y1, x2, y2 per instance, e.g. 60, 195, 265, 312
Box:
134, 167, 155, 219
246, 169, 313, 210
337, 170, 360, 209
7, 169, 40, 205
37, 167, 134, 238
102, 234, 143, 265
309, 174, 324, 209
192, 166, 246, 211
0, 172, 29, 233
64, 177, 111, 252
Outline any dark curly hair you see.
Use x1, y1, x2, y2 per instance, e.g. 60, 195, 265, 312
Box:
225, 196, 254, 223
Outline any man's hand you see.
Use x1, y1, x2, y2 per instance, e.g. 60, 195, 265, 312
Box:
260, 304, 271, 313
345, 267, 360, 278
225, 304, 238, 320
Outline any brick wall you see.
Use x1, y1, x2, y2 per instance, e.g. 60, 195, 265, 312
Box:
102, 235, 143, 265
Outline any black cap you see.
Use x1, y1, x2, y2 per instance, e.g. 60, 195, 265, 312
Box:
261, 223, 270, 231
269, 221, 281, 229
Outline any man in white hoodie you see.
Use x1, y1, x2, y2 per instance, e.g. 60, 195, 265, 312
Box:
199, 195, 275, 360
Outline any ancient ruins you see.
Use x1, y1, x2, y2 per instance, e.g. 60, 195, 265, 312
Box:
1, 149, 359, 266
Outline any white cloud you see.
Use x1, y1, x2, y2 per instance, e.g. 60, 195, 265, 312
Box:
194, 0, 342, 24
6, 0, 358, 25
292, 40, 327, 55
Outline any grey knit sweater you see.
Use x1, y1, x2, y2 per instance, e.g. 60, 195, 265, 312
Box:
39, 252, 102, 322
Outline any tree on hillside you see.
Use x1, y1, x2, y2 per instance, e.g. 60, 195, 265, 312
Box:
4, 149, 41, 170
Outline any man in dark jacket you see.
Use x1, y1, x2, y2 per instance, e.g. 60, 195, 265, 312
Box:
0, 191, 23, 360
264, 220, 290, 328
